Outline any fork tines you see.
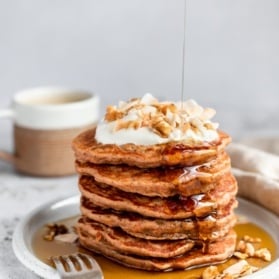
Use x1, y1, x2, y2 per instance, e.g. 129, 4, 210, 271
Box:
51, 252, 103, 278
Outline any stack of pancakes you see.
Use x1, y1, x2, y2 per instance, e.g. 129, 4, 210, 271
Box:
73, 124, 238, 271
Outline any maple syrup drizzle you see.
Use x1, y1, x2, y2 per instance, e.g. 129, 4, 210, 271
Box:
178, 163, 212, 183
181, 0, 187, 107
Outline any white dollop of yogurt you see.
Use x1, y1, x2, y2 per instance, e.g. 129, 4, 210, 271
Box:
96, 93, 219, 145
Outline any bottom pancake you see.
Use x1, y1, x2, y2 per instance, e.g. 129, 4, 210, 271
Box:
77, 224, 237, 271
77, 218, 195, 258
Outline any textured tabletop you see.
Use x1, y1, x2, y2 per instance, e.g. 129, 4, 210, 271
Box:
0, 160, 79, 279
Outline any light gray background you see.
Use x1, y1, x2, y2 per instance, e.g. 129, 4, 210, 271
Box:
0, 0, 279, 140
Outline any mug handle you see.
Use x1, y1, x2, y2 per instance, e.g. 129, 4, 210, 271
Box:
0, 108, 15, 163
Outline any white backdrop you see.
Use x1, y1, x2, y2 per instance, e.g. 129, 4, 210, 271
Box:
0, 0, 279, 138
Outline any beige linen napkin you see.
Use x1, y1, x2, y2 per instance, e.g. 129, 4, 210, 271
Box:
227, 142, 279, 216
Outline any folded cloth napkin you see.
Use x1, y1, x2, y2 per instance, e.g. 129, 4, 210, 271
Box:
227, 142, 279, 216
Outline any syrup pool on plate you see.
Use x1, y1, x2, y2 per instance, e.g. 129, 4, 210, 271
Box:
32, 216, 276, 279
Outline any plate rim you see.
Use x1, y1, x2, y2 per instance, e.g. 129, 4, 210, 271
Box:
12, 195, 79, 279
12, 195, 279, 279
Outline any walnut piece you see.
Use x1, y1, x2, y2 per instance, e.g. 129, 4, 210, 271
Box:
151, 116, 172, 137
43, 223, 68, 241
223, 260, 258, 278
254, 248, 271, 262
105, 106, 124, 121
233, 251, 248, 260
243, 235, 261, 243
202, 266, 220, 279
54, 233, 78, 243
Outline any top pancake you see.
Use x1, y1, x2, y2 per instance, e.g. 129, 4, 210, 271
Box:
72, 128, 231, 168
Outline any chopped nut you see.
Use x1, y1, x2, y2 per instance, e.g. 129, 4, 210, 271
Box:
236, 240, 246, 253
184, 99, 203, 117
245, 242, 255, 257
204, 123, 214, 130
54, 233, 78, 243
152, 116, 172, 137
173, 113, 181, 126
155, 103, 177, 115
190, 122, 200, 134
191, 118, 203, 130
233, 251, 248, 260
202, 265, 220, 279
43, 230, 55, 241
200, 108, 216, 121
122, 100, 142, 112
115, 120, 142, 131
223, 260, 257, 278
254, 248, 271, 262
223, 260, 247, 275
181, 122, 191, 133
43, 223, 68, 241
142, 113, 152, 127
243, 235, 261, 243
239, 265, 259, 276
236, 238, 255, 257
105, 106, 124, 121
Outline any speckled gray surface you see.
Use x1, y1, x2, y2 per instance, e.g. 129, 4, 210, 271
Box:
0, 161, 78, 279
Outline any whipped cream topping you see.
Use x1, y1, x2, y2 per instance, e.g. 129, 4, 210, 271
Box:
96, 93, 219, 145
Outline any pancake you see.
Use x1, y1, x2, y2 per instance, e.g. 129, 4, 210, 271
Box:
80, 198, 237, 240
78, 174, 237, 219
72, 128, 231, 168
77, 219, 195, 258
78, 226, 237, 271
75, 151, 231, 197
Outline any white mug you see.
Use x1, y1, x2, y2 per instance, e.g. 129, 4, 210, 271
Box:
0, 87, 99, 176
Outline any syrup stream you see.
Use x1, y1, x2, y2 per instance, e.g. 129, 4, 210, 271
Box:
181, 0, 187, 108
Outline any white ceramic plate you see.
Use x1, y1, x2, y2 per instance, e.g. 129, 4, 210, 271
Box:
13, 196, 279, 279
